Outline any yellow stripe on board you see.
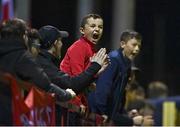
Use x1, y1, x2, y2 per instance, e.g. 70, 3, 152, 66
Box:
163, 101, 176, 126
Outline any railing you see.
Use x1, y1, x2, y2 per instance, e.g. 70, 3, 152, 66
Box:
2, 72, 180, 126
0, 72, 102, 126
0, 72, 55, 125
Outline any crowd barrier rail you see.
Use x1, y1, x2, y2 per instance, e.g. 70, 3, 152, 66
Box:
0, 72, 104, 126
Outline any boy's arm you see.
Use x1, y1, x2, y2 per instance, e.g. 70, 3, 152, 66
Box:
95, 57, 118, 115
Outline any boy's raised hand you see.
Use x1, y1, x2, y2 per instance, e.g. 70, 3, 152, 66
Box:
90, 48, 110, 76
90, 48, 107, 65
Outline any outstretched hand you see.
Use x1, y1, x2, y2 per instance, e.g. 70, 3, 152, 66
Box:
90, 48, 107, 65
65, 88, 76, 98
90, 48, 110, 76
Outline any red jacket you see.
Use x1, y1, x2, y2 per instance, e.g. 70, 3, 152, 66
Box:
60, 36, 96, 107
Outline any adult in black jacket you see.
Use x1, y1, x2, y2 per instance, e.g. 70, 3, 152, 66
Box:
37, 25, 109, 94
0, 19, 76, 125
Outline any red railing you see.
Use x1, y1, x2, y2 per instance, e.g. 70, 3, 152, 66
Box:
0, 72, 104, 126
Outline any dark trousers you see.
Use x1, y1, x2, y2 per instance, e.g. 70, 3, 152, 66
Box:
0, 85, 12, 125
67, 112, 81, 125
55, 105, 68, 126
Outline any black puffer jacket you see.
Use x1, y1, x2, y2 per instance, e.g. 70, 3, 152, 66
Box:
0, 39, 72, 101
36, 50, 101, 94
0, 39, 51, 90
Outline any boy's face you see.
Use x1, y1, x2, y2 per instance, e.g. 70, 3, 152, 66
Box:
80, 17, 103, 44
121, 38, 141, 61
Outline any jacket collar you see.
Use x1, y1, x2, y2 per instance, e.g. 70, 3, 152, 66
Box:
39, 50, 60, 67
80, 36, 96, 51
118, 48, 131, 66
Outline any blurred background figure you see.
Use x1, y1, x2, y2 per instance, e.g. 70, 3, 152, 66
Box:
146, 81, 169, 126
127, 99, 155, 118
125, 65, 145, 109
128, 65, 141, 85
147, 81, 168, 99
125, 83, 145, 110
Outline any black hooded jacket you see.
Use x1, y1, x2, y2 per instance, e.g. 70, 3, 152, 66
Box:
36, 50, 101, 94
0, 39, 52, 91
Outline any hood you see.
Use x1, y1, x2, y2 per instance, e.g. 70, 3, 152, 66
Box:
0, 39, 27, 56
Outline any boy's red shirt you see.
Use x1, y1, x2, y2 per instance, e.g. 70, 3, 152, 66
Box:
60, 36, 96, 108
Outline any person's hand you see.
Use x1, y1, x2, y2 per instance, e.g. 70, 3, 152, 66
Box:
101, 114, 108, 123
90, 48, 110, 76
49, 84, 75, 101
65, 88, 76, 98
133, 115, 143, 126
90, 48, 109, 66
80, 104, 86, 115
142, 115, 154, 126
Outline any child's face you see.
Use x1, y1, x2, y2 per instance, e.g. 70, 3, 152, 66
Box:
80, 17, 103, 44
121, 38, 141, 61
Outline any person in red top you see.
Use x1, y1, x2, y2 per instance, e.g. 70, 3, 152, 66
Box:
60, 14, 104, 125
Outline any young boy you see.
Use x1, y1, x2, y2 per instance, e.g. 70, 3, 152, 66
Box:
89, 30, 154, 126
60, 14, 104, 125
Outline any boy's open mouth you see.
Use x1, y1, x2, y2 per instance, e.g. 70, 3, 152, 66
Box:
92, 33, 99, 39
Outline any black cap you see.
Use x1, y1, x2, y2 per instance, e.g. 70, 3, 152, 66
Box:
38, 25, 69, 49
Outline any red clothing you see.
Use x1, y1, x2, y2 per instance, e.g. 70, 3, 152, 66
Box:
60, 36, 95, 76
60, 36, 96, 107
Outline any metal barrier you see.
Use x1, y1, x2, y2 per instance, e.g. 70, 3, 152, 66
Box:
0, 72, 104, 126
0, 72, 55, 125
